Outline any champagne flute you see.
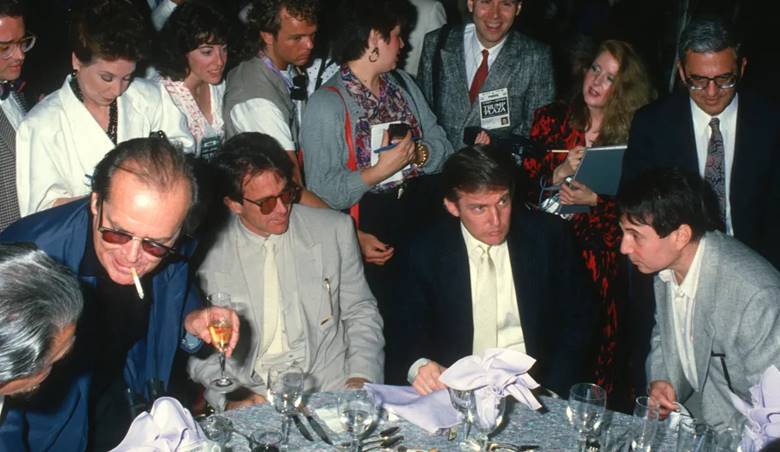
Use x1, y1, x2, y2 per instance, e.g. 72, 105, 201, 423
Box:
266, 363, 304, 451
337, 389, 380, 452
631, 396, 660, 452
207, 292, 234, 390
448, 387, 475, 450
467, 390, 506, 452
566, 383, 607, 450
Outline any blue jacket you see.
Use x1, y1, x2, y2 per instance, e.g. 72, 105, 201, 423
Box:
0, 199, 203, 451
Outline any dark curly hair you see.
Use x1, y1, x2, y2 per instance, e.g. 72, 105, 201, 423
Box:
238, 0, 318, 58
70, 0, 151, 64
0, 0, 24, 19
331, 0, 412, 64
155, 1, 231, 81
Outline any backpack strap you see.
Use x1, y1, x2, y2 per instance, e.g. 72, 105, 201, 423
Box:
323, 86, 360, 225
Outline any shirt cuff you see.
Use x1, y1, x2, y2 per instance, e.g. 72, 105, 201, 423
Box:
407, 358, 431, 384
180, 332, 203, 353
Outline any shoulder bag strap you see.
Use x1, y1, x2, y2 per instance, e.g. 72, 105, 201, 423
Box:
322, 86, 360, 225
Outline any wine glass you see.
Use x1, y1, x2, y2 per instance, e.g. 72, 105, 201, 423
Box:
448, 387, 475, 450
631, 396, 660, 452
566, 383, 607, 450
266, 363, 304, 451
337, 389, 380, 452
207, 292, 234, 390
467, 389, 506, 452
676, 418, 716, 452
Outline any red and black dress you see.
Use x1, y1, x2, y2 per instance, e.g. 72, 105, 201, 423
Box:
524, 102, 626, 395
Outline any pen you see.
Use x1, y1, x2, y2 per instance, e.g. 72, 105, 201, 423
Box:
373, 138, 419, 154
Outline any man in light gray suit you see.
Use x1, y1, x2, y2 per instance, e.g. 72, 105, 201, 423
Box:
619, 168, 780, 430
188, 133, 384, 411
417, 0, 554, 150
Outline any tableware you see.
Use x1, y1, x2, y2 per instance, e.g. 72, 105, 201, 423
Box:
362, 435, 404, 451
566, 383, 607, 450
468, 391, 507, 451
599, 424, 631, 451
292, 413, 314, 441
266, 363, 305, 451
299, 404, 333, 444
631, 396, 660, 451
337, 389, 381, 452
449, 387, 475, 449
250, 430, 282, 452
207, 292, 234, 391
676, 418, 716, 452
200, 416, 233, 446
714, 427, 743, 452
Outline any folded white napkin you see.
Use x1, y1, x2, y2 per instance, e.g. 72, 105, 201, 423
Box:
111, 397, 208, 452
730, 365, 780, 452
364, 384, 460, 433
439, 348, 542, 428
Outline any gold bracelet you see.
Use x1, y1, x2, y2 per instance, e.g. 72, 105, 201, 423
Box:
413, 142, 429, 167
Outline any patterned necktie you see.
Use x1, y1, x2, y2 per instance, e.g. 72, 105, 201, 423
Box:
473, 245, 498, 354
469, 49, 490, 104
705, 117, 726, 226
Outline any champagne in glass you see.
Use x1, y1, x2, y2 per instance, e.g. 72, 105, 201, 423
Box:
266, 363, 305, 451
207, 292, 235, 391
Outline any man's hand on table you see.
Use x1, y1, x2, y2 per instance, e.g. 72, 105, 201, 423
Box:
226, 391, 267, 411
648, 380, 678, 419
345, 377, 369, 389
412, 361, 447, 395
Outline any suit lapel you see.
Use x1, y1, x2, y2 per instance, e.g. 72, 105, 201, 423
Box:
692, 236, 718, 393
283, 209, 326, 330
653, 278, 690, 396
440, 32, 471, 125
506, 217, 540, 354
680, 96, 702, 171
437, 221, 474, 348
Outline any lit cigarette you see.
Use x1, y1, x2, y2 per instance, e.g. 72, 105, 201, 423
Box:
131, 267, 144, 300
551, 149, 569, 153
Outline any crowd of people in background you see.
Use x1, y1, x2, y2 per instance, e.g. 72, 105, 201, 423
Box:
0, 0, 778, 450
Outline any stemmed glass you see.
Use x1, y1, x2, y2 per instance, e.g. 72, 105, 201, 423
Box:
337, 389, 381, 452
207, 292, 234, 390
566, 383, 607, 450
448, 387, 475, 450
266, 363, 305, 451
467, 390, 507, 451
631, 396, 660, 451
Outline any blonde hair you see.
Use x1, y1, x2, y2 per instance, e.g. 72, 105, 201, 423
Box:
572, 40, 656, 145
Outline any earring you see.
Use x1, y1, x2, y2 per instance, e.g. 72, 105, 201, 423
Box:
71, 69, 78, 78
368, 47, 379, 63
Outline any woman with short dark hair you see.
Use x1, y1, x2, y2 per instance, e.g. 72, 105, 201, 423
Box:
16, 0, 194, 216
155, 1, 230, 160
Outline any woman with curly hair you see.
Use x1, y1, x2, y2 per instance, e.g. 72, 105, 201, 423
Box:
524, 39, 656, 400
16, 0, 193, 216
155, 1, 230, 160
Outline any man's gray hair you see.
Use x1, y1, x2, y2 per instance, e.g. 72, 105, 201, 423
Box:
678, 16, 741, 64
0, 244, 83, 385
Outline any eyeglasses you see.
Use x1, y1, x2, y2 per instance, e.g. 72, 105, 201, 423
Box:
242, 185, 301, 215
0, 34, 36, 60
97, 200, 178, 258
684, 72, 738, 91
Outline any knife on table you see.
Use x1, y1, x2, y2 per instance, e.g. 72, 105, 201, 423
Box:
291, 413, 314, 441
299, 405, 333, 445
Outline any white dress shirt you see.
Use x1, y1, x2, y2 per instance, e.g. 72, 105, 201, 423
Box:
463, 23, 509, 89
658, 237, 707, 389
690, 95, 738, 235
230, 98, 295, 150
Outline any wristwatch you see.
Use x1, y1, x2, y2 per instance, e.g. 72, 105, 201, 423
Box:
413, 141, 429, 167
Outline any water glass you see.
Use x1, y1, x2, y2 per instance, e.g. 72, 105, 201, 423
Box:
676, 418, 716, 452
337, 389, 380, 452
448, 387, 475, 449
467, 391, 506, 452
200, 416, 233, 447
600, 424, 631, 452
250, 430, 282, 452
714, 427, 742, 452
566, 383, 607, 448
631, 396, 660, 451
266, 363, 304, 451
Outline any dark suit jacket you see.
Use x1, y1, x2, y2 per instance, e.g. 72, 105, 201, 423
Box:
388, 209, 597, 396
622, 90, 780, 269
417, 25, 555, 150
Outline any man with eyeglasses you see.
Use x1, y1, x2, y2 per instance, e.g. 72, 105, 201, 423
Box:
622, 16, 780, 269
0, 136, 240, 451
224, 0, 325, 208
188, 132, 383, 411
0, 0, 33, 232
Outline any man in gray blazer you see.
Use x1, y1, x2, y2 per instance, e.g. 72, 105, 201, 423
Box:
188, 133, 384, 411
619, 168, 780, 430
417, 0, 554, 150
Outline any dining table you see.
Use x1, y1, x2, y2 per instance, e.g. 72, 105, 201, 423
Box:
203, 391, 681, 451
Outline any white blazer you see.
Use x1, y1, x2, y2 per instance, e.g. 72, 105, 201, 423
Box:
15, 75, 194, 216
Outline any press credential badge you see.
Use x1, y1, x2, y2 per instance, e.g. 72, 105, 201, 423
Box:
479, 88, 511, 130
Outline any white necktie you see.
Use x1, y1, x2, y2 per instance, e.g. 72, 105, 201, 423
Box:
473, 245, 498, 354
263, 240, 285, 355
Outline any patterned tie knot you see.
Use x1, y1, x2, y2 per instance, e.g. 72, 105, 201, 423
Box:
481, 49, 489, 59
709, 117, 720, 130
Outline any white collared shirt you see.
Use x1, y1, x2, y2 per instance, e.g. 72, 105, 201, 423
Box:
0, 92, 23, 130
690, 95, 738, 235
463, 23, 509, 89
658, 237, 707, 389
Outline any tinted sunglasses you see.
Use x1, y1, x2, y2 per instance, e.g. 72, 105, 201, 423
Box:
242, 185, 301, 215
97, 200, 178, 258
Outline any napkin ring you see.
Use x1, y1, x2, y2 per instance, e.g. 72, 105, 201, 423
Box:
413, 142, 429, 167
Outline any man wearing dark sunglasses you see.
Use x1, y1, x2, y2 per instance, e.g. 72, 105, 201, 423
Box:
188, 132, 383, 412
0, 136, 240, 451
